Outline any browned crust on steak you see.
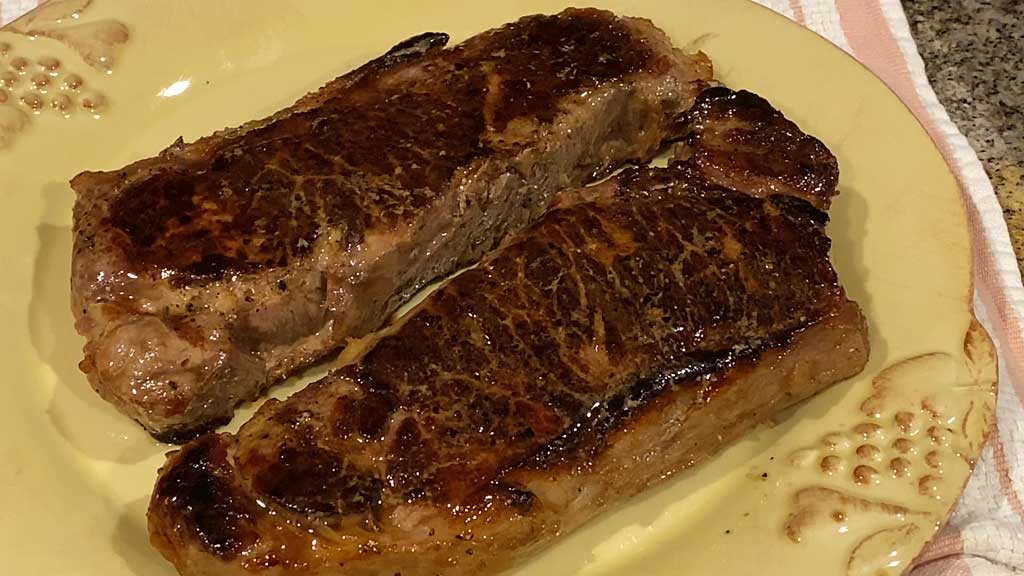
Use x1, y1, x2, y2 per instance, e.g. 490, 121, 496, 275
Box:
100, 20, 665, 278
71, 9, 713, 440
151, 307, 866, 576
671, 86, 839, 210
149, 166, 869, 574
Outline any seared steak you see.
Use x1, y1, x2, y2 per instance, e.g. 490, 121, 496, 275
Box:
671, 86, 839, 209
148, 91, 869, 576
70, 9, 713, 441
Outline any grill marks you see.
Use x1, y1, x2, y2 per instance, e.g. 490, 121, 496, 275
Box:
235, 176, 843, 519
106, 11, 658, 281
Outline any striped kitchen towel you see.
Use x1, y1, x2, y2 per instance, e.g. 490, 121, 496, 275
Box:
3, 0, 1022, 574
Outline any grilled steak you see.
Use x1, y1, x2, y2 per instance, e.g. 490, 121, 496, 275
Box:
70, 9, 713, 441
148, 90, 869, 575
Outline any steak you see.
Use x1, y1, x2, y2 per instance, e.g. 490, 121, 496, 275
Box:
671, 86, 839, 210
70, 9, 713, 441
148, 89, 869, 575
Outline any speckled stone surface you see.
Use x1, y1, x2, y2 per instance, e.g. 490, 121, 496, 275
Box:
903, 0, 1024, 264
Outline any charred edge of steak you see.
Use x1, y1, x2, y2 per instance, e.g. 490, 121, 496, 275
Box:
519, 326, 803, 469
289, 31, 451, 111
670, 86, 839, 208
376, 32, 451, 69
151, 435, 259, 560
769, 192, 830, 227
496, 482, 538, 513
150, 415, 233, 445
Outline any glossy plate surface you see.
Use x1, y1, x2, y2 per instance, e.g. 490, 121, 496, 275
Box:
0, 1, 995, 575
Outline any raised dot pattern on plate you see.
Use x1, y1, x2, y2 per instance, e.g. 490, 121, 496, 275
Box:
0, 0, 124, 148
782, 340, 997, 575
0, 53, 106, 119
795, 408, 945, 492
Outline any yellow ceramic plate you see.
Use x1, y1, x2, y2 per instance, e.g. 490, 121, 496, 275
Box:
0, 1, 996, 575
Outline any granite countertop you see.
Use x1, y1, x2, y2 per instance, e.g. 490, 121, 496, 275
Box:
903, 0, 1023, 265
